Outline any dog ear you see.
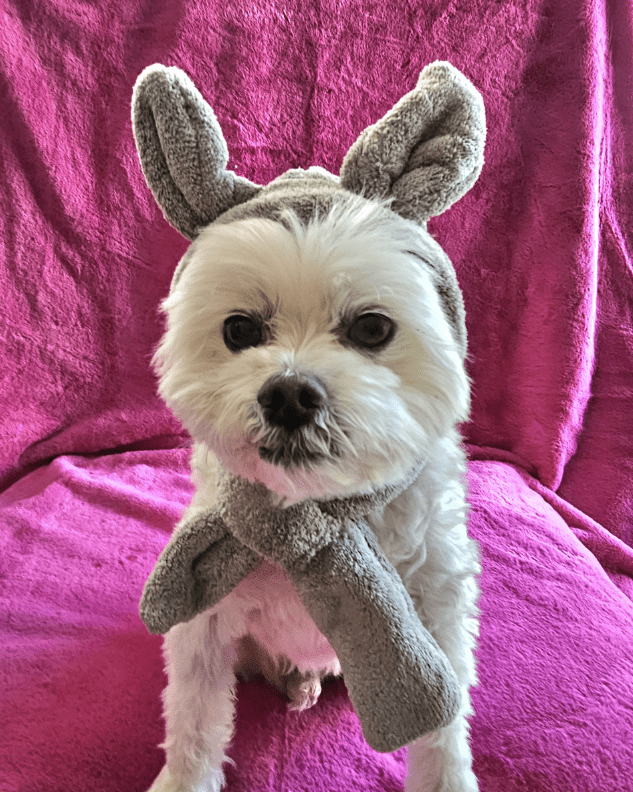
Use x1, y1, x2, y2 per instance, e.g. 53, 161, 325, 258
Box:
132, 64, 261, 240
339, 62, 485, 223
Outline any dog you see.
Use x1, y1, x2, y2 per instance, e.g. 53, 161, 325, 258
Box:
134, 61, 484, 792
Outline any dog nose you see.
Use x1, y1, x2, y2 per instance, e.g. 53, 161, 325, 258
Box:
257, 373, 327, 431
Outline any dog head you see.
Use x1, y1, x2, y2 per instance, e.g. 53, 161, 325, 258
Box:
153, 189, 470, 500
133, 62, 485, 500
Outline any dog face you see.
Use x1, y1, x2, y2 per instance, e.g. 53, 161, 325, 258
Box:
154, 195, 469, 502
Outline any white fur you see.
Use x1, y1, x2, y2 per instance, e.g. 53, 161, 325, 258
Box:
147, 195, 480, 792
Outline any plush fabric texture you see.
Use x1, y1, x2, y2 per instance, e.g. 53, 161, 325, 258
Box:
131, 64, 261, 241
132, 60, 485, 234
338, 62, 485, 224
132, 60, 482, 354
1, 1, 633, 792
141, 468, 461, 753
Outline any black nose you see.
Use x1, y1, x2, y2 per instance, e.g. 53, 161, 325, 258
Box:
257, 373, 327, 431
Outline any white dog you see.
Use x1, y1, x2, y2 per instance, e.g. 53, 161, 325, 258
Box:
133, 62, 484, 792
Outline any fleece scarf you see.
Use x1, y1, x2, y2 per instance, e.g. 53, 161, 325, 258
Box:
140, 467, 460, 753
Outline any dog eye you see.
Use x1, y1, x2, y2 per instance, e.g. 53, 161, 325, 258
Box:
347, 313, 395, 349
223, 315, 264, 352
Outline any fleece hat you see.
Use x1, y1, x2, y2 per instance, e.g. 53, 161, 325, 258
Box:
132, 61, 485, 356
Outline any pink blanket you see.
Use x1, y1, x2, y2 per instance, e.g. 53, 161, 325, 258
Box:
2, 1, 632, 791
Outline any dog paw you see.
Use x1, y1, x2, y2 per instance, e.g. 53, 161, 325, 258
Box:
146, 766, 182, 792
286, 669, 322, 711
146, 765, 225, 792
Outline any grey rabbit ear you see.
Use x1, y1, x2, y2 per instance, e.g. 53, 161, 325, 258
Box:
132, 64, 261, 240
340, 62, 486, 223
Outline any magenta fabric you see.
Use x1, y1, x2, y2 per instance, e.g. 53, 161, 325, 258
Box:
1, 1, 632, 791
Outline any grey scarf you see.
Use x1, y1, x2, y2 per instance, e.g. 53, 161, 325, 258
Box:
140, 468, 460, 753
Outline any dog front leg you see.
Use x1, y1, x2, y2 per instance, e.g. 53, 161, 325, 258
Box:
406, 712, 478, 792
148, 611, 237, 792
404, 575, 479, 792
